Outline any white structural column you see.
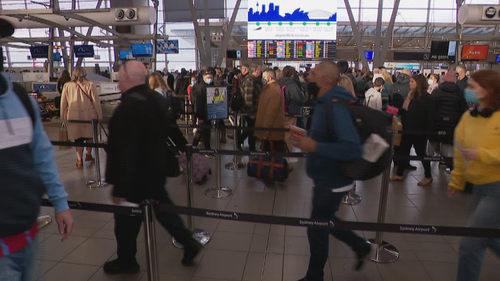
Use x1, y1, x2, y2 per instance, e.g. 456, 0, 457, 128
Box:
373, 0, 384, 67
377, 0, 401, 68
189, 0, 207, 68
215, 0, 241, 67
204, 0, 211, 67
343, 0, 369, 69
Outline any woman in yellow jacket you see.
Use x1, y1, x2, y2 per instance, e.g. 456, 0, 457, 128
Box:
447, 69, 500, 281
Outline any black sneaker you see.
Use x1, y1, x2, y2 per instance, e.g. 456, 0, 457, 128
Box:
355, 242, 372, 271
103, 259, 140, 274
182, 239, 203, 266
406, 164, 417, 171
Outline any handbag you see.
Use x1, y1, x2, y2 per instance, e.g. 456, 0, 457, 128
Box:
247, 140, 289, 182
59, 123, 71, 151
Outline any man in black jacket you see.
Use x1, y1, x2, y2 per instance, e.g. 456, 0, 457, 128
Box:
279, 66, 307, 156
192, 69, 214, 154
104, 60, 202, 274
429, 71, 467, 170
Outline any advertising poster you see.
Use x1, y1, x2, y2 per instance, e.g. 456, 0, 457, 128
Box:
461, 45, 489, 61
206, 87, 228, 120
157, 39, 180, 54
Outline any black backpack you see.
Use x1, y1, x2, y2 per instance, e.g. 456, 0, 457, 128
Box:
165, 92, 183, 120
325, 99, 392, 180
13, 82, 36, 125
230, 87, 244, 112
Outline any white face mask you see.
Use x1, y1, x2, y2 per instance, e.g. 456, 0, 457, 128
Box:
428, 79, 434, 86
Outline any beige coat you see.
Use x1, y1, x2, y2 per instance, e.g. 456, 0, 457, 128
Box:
60, 81, 102, 140
254, 81, 285, 141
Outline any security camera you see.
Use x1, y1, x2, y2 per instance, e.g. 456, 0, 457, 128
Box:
64, 16, 69, 21
18, 18, 23, 22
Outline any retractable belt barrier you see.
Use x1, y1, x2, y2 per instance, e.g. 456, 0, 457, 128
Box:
40, 199, 500, 238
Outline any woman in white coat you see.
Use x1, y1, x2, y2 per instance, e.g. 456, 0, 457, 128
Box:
61, 67, 102, 167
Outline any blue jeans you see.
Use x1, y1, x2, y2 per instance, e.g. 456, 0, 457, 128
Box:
305, 186, 367, 281
457, 181, 500, 281
0, 242, 35, 281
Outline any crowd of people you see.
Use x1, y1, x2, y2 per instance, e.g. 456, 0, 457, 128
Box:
2, 52, 500, 281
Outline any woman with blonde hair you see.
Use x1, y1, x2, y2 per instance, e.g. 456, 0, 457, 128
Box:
381, 69, 393, 109
148, 71, 172, 98
338, 76, 356, 97
61, 67, 103, 167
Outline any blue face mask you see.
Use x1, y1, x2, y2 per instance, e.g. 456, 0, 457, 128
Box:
204, 78, 213, 85
464, 89, 480, 104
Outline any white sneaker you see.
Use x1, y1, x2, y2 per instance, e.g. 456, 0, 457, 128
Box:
286, 157, 299, 164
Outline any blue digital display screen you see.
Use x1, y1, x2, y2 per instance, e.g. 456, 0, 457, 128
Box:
496, 54, 500, 63
74, 45, 95, 58
364, 51, 374, 60
119, 50, 133, 60
29, 46, 49, 59
53, 53, 61, 61
131, 44, 153, 57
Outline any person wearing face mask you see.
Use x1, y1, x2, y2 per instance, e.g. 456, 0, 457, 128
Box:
427, 74, 439, 94
447, 69, 500, 281
162, 67, 175, 91
192, 70, 214, 155
293, 61, 371, 281
364, 77, 384, 110
254, 69, 286, 152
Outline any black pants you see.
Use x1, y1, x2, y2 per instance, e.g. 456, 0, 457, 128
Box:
113, 188, 194, 265
396, 135, 432, 178
239, 116, 256, 151
192, 119, 211, 149
261, 140, 287, 152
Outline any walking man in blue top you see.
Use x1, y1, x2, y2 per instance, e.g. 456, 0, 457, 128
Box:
0, 18, 74, 281
295, 61, 371, 281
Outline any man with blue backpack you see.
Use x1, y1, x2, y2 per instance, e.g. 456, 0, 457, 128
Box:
294, 61, 372, 281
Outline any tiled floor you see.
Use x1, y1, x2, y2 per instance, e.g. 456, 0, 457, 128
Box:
34, 122, 500, 281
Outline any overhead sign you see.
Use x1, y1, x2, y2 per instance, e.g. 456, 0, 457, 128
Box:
156, 40, 179, 54
247, 0, 337, 41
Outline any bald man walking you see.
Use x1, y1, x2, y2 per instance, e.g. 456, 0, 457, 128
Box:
295, 61, 371, 281
104, 60, 202, 274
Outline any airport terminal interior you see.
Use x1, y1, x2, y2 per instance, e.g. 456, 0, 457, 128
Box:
2, 0, 500, 280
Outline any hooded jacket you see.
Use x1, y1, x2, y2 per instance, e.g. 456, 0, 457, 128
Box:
364, 87, 383, 110
278, 76, 307, 116
389, 73, 411, 109
429, 82, 467, 144
0, 73, 69, 239
306, 86, 362, 190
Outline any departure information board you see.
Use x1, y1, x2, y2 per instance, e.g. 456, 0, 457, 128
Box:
248, 40, 336, 59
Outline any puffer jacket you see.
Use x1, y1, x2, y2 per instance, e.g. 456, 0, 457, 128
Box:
429, 82, 468, 144
389, 73, 411, 109
278, 76, 307, 115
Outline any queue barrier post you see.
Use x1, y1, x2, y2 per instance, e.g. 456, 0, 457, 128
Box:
225, 111, 246, 170
142, 200, 159, 281
368, 141, 400, 263
172, 144, 211, 248
205, 121, 233, 198
86, 119, 108, 188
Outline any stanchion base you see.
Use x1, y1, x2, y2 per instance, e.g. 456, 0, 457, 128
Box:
342, 193, 362, 205
86, 179, 108, 188
37, 215, 52, 229
172, 229, 211, 249
205, 187, 232, 198
225, 162, 246, 170
368, 239, 400, 263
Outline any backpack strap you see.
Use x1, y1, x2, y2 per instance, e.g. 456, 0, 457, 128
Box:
13, 82, 36, 126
